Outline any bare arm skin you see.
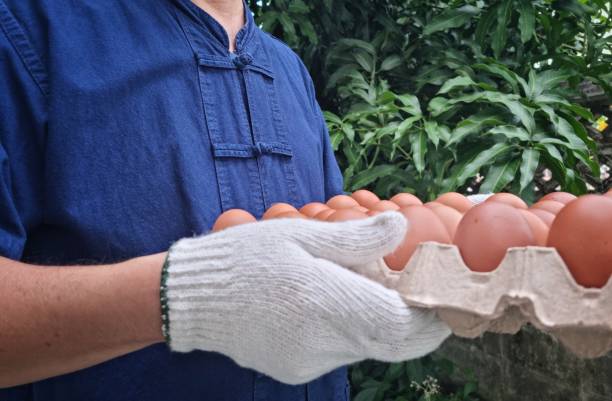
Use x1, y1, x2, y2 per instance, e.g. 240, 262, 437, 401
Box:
0, 253, 166, 388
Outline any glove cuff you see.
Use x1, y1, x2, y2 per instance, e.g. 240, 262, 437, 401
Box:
162, 235, 239, 353
160, 253, 171, 343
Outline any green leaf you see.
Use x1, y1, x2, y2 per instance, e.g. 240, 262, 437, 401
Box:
492, 0, 513, 58
447, 113, 504, 145
540, 106, 588, 151
405, 360, 425, 383
342, 124, 355, 142
487, 126, 531, 142
299, 20, 318, 44
455, 143, 512, 186
480, 159, 520, 193
353, 387, 378, 401
517, 0, 535, 43
438, 75, 477, 94
519, 148, 540, 192
330, 133, 343, 151
428, 97, 454, 117
482, 92, 535, 133
558, 111, 597, 152
397, 94, 422, 116
360, 131, 376, 145
277, 13, 297, 38
349, 165, 399, 189
475, 4, 499, 47
410, 131, 427, 174
423, 6, 480, 36
542, 143, 564, 165
384, 363, 404, 382
532, 69, 573, 97
380, 55, 403, 72
573, 149, 600, 178
395, 116, 421, 141
326, 64, 362, 90
336, 39, 376, 55
464, 381, 478, 397
424, 120, 441, 147
527, 68, 537, 99
473, 62, 519, 94
323, 111, 343, 125
288, 0, 310, 14
537, 143, 567, 182
560, 103, 594, 121
537, 137, 585, 151
565, 168, 588, 195
353, 52, 374, 73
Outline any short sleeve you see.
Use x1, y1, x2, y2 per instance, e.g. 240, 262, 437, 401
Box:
0, 143, 26, 259
0, 2, 47, 259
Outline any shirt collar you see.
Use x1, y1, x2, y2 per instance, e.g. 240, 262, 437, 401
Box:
173, 0, 256, 54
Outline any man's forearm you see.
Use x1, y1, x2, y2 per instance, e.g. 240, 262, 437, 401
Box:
0, 253, 166, 388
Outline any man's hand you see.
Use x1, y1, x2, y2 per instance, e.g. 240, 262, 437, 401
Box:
165, 212, 451, 384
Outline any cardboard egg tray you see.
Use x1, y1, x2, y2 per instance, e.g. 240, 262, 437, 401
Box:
363, 242, 612, 358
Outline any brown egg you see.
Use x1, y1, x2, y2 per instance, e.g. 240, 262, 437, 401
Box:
436, 192, 473, 214
428, 204, 463, 239
299, 202, 329, 218
314, 209, 336, 221
353, 206, 370, 213
390, 193, 423, 207
531, 200, 564, 215
371, 200, 400, 212
274, 211, 307, 219
529, 209, 556, 227
384, 206, 451, 271
548, 195, 612, 288
519, 210, 549, 246
262, 203, 298, 220
213, 209, 257, 231
486, 193, 528, 209
327, 194, 359, 210
540, 191, 577, 205
351, 190, 380, 208
454, 202, 535, 272
328, 209, 368, 222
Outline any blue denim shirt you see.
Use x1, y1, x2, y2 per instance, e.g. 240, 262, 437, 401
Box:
0, 0, 346, 400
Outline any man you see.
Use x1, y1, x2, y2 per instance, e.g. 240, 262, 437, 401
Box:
0, 0, 450, 400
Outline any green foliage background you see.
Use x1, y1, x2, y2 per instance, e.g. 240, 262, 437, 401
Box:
251, 1, 611, 399
253, 0, 610, 202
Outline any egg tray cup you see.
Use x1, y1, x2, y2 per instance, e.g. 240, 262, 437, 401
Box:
371, 242, 612, 359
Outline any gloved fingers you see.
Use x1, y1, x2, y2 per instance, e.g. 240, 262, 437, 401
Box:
347, 288, 451, 361
304, 259, 450, 359
350, 260, 401, 288
287, 211, 408, 267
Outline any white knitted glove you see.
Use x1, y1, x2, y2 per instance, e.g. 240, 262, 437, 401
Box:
162, 212, 450, 385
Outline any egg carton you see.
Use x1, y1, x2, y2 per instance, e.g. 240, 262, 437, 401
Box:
378, 242, 612, 359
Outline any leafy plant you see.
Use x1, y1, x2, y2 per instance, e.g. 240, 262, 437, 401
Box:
350, 357, 480, 401
325, 59, 599, 201
321, 0, 609, 200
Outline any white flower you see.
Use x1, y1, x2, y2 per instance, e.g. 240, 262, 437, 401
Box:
601, 165, 610, 180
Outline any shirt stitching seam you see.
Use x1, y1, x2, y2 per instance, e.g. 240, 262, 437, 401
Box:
0, 0, 49, 97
